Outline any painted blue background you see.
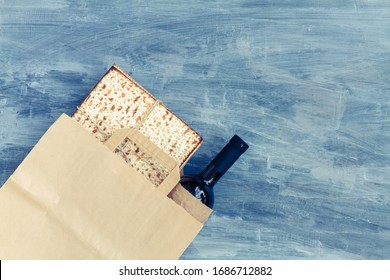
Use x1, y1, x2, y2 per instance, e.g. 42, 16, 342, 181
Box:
1, 0, 389, 259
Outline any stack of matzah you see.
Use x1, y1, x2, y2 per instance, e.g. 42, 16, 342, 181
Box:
72, 64, 202, 171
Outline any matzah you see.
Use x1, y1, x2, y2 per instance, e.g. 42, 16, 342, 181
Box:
72, 64, 202, 169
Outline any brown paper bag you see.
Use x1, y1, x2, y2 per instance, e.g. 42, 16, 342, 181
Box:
0, 114, 211, 259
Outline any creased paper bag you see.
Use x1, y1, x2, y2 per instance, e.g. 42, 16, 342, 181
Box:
0, 114, 211, 259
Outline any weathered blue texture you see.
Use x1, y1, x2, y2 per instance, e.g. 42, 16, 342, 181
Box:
1, 1, 389, 259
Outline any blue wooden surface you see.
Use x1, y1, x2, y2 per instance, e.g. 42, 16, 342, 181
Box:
0, 1, 389, 259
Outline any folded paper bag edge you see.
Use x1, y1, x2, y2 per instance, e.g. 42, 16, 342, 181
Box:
169, 184, 213, 224
104, 126, 180, 196
105, 126, 177, 170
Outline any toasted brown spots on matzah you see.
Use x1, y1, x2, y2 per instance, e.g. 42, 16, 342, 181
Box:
72, 66, 202, 166
137, 105, 202, 164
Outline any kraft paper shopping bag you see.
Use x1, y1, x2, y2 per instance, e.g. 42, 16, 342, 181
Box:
0, 114, 210, 259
